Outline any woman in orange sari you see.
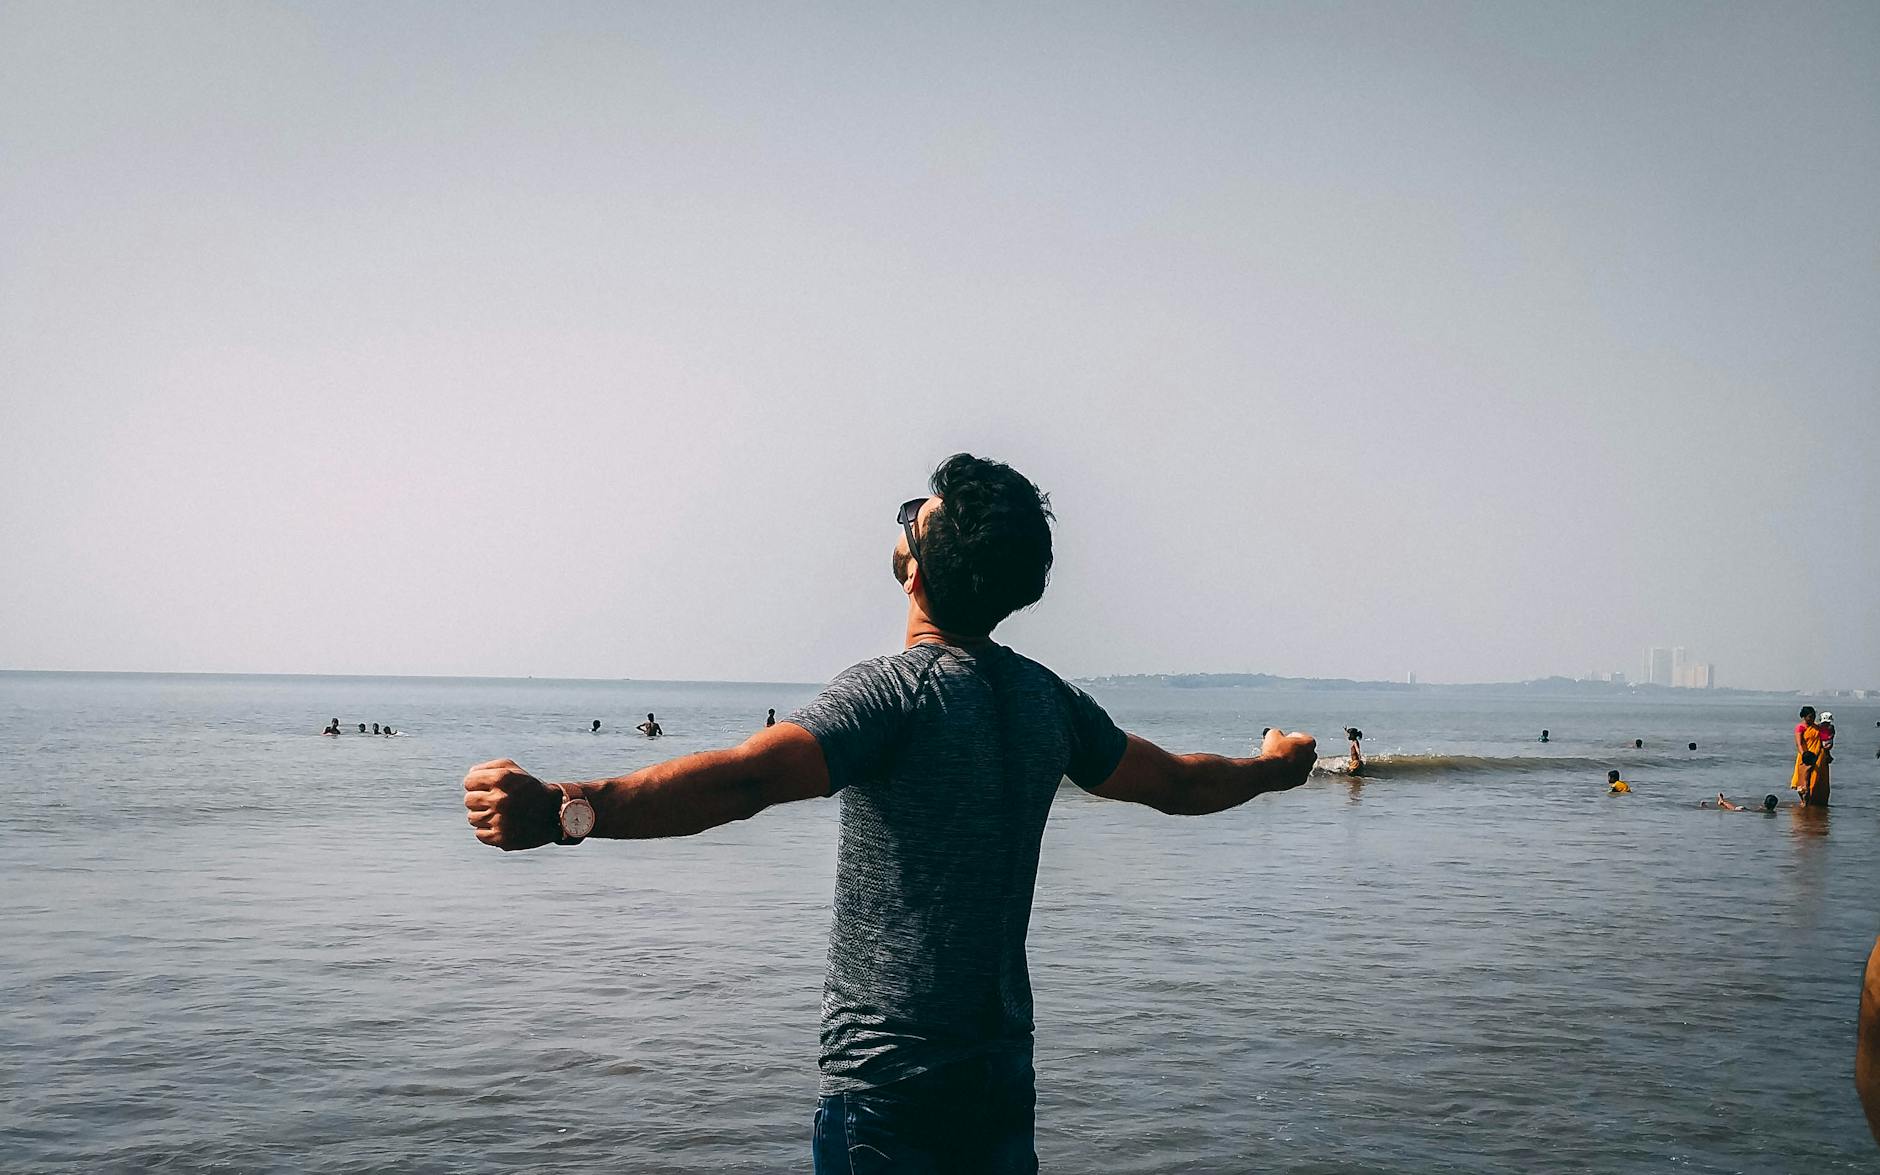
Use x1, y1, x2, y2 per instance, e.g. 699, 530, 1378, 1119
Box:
1791, 706, 1825, 805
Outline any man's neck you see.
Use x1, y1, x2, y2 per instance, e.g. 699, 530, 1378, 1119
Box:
903, 607, 990, 651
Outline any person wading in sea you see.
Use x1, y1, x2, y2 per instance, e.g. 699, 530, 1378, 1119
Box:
1792, 705, 1828, 806
463, 453, 1318, 1173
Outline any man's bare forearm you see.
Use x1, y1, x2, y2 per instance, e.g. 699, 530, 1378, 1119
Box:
1161, 753, 1299, 815
1090, 731, 1316, 813
567, 724, 831, 840
564, 750, 764, 838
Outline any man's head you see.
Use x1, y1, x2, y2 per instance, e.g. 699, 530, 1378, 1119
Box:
1608, 770, 1622, 783
1763, 794, 1779, 811
895, 453, 1054, 636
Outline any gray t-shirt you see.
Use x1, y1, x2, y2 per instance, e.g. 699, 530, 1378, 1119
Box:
789, 640, 1128, 1094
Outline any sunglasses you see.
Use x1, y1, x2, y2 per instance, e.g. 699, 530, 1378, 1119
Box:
897, 497, 928, 567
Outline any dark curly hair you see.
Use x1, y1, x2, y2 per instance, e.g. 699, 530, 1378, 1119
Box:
917, 454, 1054, 636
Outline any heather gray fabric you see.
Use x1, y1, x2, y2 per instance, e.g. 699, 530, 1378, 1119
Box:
789, 640, 1128, 1095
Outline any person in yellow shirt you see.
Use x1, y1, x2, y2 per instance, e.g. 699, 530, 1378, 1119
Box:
1607, 770, 1631, 795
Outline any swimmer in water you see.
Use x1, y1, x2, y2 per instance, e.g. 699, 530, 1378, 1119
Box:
592, 719, 602, 733
1607, 770, 1631, 795
1344, 727, 1364, 774
1540, 729, 1550, 743
323, 718, 341, 736
766, 709, 776, 728
637, 713, 663, 738
1702, 793, 1779, 812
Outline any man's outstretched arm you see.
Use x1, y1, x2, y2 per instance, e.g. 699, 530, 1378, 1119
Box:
464, 722, 831, 851
1089, 728, 1318, 815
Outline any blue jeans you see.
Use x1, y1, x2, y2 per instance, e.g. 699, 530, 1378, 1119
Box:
811, 1051, 1038, 1174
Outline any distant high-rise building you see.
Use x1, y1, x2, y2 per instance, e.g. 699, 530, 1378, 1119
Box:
1407, 671, 1417, 685
1648, 647, 1672, 686
1672, 647, 1689, 687
1694, 663, 1715, 689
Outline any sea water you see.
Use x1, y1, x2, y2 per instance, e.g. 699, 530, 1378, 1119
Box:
1, 671, 1876, 1173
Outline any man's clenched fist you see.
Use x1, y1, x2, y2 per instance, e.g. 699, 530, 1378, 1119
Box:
1259, 727, 1318, 790
463, 758, 559, 851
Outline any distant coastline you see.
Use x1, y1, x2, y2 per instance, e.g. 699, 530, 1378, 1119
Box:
1074, 672, 1875, 701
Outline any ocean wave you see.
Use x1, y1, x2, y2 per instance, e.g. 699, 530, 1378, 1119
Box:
1312, 752, 1670, 777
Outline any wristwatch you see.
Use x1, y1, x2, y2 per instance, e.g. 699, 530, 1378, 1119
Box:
553, 783, 596, 845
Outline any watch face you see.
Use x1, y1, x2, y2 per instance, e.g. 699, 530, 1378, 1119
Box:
561, 797, 596, 839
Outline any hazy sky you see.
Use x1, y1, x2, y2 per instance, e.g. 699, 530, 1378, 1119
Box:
2, 2, 1875, 690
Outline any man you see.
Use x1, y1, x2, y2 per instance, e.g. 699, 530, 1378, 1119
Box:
636, 712, 663, 738
463, 454, 1318, 1172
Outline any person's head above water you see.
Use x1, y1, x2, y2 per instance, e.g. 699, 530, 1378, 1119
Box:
1634, 739, 1643, 748
1608, 770, 1622, 783
592, 719, 601, 731
1762, 794, 1779, 811
896, 454, 1054, 637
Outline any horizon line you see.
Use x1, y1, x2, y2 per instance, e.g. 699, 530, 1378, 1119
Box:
0, 666, 1848, 696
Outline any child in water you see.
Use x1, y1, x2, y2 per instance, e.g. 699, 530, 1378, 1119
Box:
1607, 770, 1631, 795
1344, 727, 1364, 775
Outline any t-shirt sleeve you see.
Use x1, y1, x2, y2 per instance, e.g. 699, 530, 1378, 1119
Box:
787, 658, 916, 794
1062, 682, 1128, 792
